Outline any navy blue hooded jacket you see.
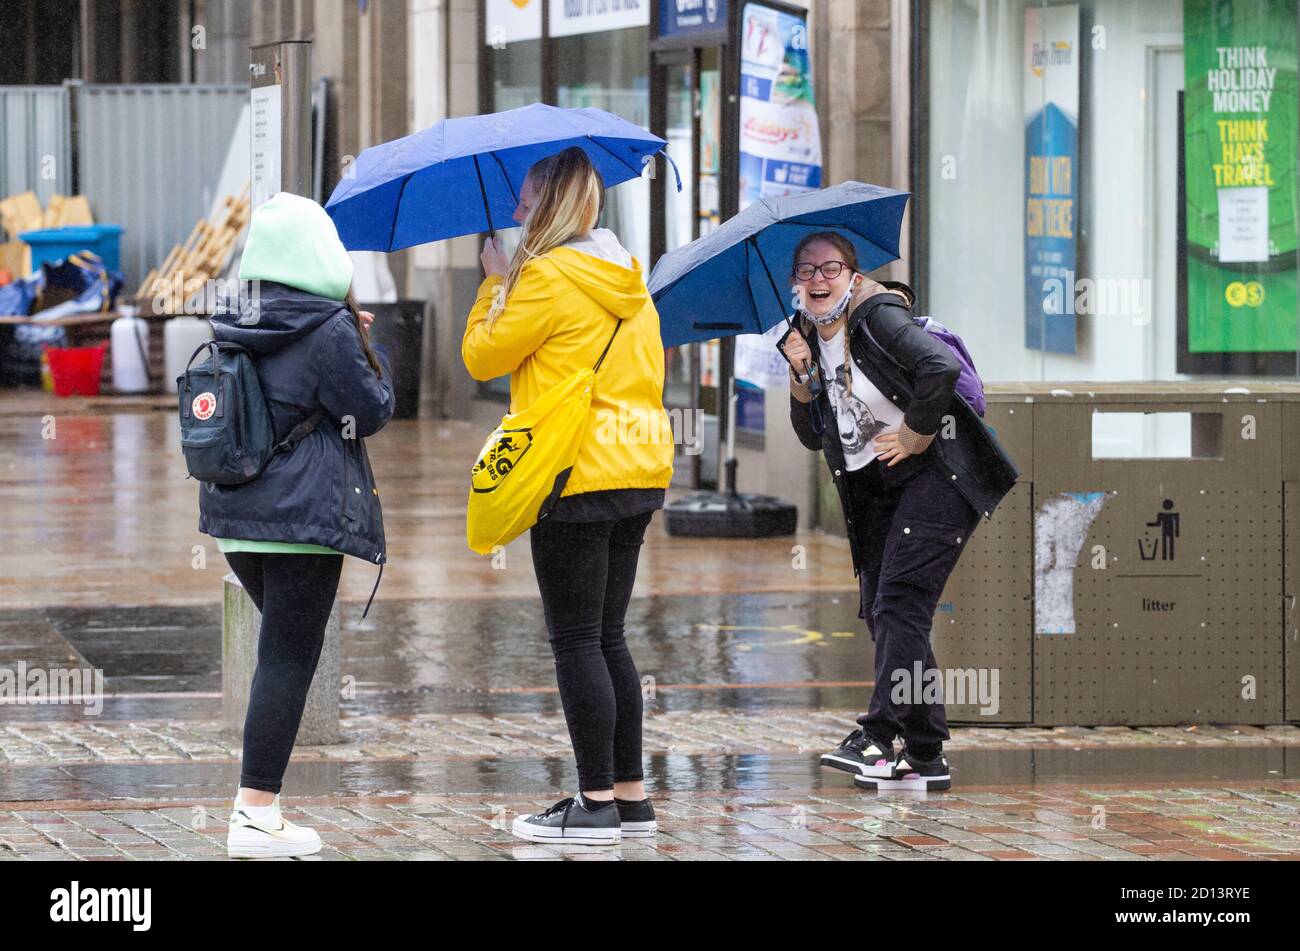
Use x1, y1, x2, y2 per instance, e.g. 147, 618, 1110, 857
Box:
197, 282, 395, 565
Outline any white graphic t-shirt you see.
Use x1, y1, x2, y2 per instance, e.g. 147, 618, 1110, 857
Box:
816, 326, 905, 471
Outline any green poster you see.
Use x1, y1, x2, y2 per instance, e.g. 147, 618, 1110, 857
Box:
1184, 0, 1298, 354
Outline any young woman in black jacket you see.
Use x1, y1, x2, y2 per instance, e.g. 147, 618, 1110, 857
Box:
780, 231, 1017, 790
198, 192, 395, 856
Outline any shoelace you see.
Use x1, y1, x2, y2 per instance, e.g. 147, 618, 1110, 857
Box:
840, 729, 865, 750
537, 797, 575, 820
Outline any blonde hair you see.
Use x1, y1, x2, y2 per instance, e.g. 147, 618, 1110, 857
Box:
488, 146, 604, 324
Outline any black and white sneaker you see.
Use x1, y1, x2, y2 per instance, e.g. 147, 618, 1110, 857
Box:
852, 748, 946, 789
511, 796, 621, 845
615, 798, 657, 837
820, 729, 895, 778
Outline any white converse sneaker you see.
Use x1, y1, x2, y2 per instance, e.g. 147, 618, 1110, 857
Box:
227, 795, 322, 859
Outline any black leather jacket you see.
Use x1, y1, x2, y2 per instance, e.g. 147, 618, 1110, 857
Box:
789, 288, 1019, 576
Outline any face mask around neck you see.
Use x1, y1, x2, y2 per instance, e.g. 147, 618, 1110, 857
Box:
799, 278, 859, 326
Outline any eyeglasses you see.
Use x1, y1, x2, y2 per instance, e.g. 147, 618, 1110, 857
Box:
793, 261, 849, 282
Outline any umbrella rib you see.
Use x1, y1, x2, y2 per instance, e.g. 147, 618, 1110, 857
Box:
473, 153, 494, 234
748, 235, 789, 324
585, 134, 647, 182
491, 152, 519, 206
386, 175, 411, 252
743, 239, 762, 335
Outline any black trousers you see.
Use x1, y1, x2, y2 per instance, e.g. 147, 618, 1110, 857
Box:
224, 551, 344, 794
846, 455, 980, 753
529, 511, 652, 791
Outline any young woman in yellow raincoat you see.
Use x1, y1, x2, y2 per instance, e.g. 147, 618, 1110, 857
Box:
462, 146, 673, 845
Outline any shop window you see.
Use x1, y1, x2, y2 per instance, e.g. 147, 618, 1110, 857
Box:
923, 0, 1298, 383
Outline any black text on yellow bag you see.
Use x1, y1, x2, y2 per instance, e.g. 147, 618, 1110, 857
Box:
466, 322, 620, 554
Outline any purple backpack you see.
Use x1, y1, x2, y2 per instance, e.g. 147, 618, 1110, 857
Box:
915, 316, 987, 417
860, 312, 987, 417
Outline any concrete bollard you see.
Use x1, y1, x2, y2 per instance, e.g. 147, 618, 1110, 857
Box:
221, 573, 343, 746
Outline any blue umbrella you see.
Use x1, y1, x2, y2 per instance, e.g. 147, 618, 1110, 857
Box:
326, 103, 681, 251
647, 181, 910, 348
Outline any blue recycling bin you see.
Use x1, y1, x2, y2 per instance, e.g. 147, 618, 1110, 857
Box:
20, 224, 124, 273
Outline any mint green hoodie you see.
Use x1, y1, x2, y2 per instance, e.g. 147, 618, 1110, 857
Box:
218, 192, 355, 557
238, 192, 354, 301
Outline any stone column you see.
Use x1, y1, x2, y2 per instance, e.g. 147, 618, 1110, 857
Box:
221, 573, 342, 746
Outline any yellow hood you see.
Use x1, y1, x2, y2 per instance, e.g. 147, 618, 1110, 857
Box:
546, 229, 649, 321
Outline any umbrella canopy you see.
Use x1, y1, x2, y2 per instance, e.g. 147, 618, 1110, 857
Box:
325, 103, 679, 251
647, 182, 910, 349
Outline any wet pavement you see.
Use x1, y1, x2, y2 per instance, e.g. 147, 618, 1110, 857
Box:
3, 392, 1300, 860
4, 778, 1299, 861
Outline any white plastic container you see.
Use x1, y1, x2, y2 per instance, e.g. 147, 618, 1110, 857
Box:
164, 316, 213, 393
110, 314, 150, 393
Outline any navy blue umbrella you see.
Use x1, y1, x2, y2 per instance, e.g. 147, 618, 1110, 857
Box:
647, 182, 910, 349
326, 103, 680, 251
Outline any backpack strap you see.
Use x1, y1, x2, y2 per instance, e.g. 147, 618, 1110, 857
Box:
855, 304, 911, 376
180, 341, 219, 417
592, 320, 622, 373
274, 409, 327, 455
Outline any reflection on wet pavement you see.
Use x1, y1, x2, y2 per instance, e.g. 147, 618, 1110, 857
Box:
4, 749, 1298, 805
1, 591, 877, 719
0, 408, 860, 609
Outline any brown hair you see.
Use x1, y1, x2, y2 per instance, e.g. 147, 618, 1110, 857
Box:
344, 289, 384, 380
790, 231, 860, 277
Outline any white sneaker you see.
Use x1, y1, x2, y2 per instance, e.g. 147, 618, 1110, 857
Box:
227, 795, 322, 859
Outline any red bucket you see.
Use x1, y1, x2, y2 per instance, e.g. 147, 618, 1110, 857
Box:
44, 343, 108, 397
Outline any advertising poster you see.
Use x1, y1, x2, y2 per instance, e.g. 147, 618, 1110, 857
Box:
734, 2, 822, 397
1184, 0, 1298, 357
736, 2, 821, 213
1023, 4, 1079, 354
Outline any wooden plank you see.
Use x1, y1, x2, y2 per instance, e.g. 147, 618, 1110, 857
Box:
0, 191, 44, 239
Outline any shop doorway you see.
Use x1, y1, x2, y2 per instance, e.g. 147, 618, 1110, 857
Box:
652, 43, 727, 489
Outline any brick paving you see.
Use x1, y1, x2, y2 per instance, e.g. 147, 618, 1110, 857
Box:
3, 711, 1298, 767
1, 707, 1297, 860
1, 785, 1297, 861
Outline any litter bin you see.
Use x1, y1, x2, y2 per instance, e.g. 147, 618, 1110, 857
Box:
362, 300, 426, 419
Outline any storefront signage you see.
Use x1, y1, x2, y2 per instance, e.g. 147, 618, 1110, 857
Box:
549, 0, 649, 39
658, 0, 726, 39
485, 0, 542, 45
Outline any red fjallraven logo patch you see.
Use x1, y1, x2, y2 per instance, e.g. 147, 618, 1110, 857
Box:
192, 392, 217, 421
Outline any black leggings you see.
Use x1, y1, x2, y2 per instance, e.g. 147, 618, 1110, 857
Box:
529, 512, 652, 792
224, 551, 343, 794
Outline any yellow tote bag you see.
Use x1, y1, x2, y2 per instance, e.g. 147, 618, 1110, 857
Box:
466, 323, 620, 555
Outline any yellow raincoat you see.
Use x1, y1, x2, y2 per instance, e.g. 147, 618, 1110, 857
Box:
462, 229, 674, 497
